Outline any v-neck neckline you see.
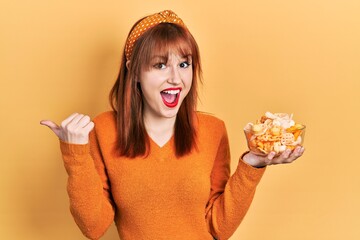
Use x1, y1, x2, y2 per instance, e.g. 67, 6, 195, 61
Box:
148, 134, 174, 150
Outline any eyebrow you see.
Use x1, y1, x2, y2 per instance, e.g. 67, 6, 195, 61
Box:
150, 54, 191, 62
150, 55, 167, 61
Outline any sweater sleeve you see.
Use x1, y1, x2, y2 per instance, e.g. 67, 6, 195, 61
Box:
60, 129, 115, 240
205, 121, 266, 240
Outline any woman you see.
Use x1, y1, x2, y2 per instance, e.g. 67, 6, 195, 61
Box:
41, 10, 304, 240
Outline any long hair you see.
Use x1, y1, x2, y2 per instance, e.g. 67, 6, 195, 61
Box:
109, 21, 202, 158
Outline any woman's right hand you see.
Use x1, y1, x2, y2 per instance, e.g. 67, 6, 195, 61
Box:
40, 113, 95, 144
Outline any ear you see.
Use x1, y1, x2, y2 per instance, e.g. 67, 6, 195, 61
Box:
126, 60, 141, 83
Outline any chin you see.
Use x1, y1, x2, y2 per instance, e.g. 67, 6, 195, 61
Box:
161, 108, 180, 119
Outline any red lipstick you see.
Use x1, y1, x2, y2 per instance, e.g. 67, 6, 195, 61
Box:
160, 87, 182, 108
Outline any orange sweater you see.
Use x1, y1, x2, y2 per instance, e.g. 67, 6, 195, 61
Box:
60, 111, 266, 240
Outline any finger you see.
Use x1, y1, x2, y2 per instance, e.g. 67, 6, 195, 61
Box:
69, 113, 85, 126
76, 115, 91, 128
292, 147, 305, 162
62, 113, 84, 130
267, 151, 276, 160
300, 146, 305, 155
60, 113, 80, 128
272, 149, 292, 164
292, 146, 303, 157
40, 120, 62, 137
283, 146, 303, 163
265, 152, 276, 165
40, 120, 59, 131
83, 121, 95, 133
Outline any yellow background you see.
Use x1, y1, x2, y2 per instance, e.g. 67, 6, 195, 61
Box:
1, 0, 359, 239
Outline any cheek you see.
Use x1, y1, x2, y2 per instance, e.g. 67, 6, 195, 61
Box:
182, 76, 193, 98
139, 73, 158, 92
183, 70, 193, 87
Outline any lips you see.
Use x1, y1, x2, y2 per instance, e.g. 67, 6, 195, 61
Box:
160, 87, 181, 108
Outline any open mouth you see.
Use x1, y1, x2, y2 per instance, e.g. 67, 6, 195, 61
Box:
160, 88, 181, 108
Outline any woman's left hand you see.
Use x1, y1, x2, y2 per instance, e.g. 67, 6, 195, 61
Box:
242, 146, 305, 168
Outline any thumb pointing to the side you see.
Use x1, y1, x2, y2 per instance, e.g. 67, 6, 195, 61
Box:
40, 120, 62, 139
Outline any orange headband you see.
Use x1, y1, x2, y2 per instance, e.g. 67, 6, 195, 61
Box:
125, 10, 186, 61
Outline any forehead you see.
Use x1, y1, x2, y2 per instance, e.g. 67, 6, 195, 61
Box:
150, 37, 192, 58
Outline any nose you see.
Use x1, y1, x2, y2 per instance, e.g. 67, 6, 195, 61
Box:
167, 66, 181, 85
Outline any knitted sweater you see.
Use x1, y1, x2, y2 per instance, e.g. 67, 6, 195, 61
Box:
60, 111, 266, 240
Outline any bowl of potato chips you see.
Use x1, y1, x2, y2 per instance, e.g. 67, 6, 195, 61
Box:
244, 112, 305, 156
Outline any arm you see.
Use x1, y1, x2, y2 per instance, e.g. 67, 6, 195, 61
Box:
61, 129, 115, 240
41, 113, 115, 239
205, 122, 266, 240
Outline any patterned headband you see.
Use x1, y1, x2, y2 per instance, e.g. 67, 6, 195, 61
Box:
125, 10, 186, 61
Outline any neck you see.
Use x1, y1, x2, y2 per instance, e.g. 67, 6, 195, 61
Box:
143, 113, 176, 147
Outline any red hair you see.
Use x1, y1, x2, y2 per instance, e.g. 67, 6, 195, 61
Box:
109, 21, 202, 158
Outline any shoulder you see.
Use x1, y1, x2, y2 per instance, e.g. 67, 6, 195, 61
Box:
195, 112, 229, 152
196, 111, 225, 127
196, 111, 227, 136
91, 111, 117, 144
93, 111, 116, 124
92, 111, 117, 132
87, 112, 117, 152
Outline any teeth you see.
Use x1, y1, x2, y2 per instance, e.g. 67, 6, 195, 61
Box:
162, 89, 180, 95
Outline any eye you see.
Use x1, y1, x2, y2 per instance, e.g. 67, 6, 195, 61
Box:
154, 63, 166, 69
179, 61, 191, 68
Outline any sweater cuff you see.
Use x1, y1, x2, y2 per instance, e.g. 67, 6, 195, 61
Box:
59, 140, 93, 169
237, 151, 266, 181
60, 140, 90, 156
